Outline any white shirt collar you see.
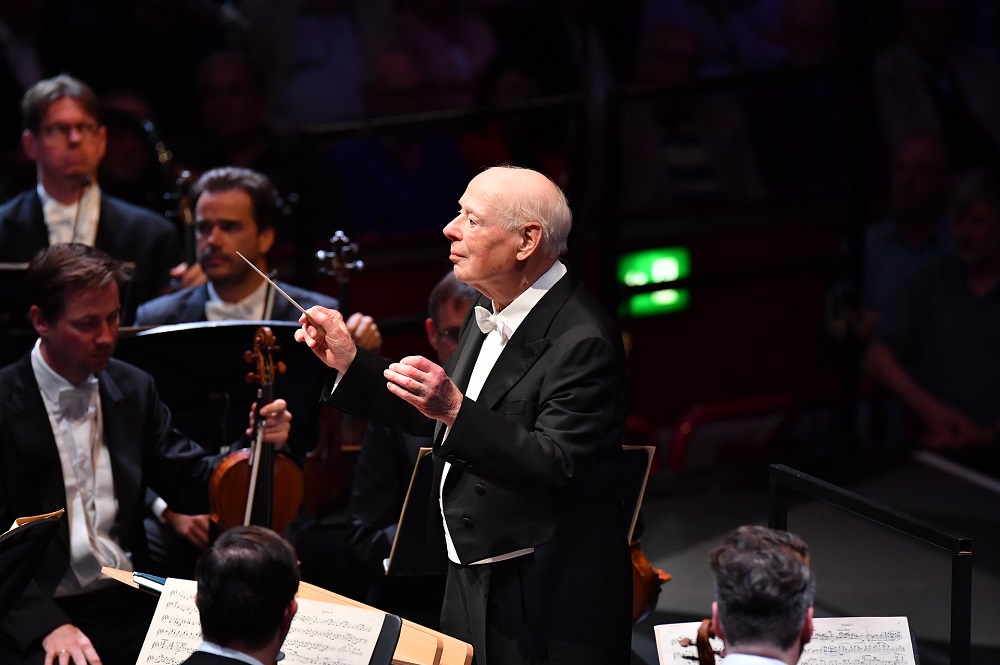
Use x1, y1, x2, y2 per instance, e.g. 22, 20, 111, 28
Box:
197, 642, 267, 665
486, 260, 567, 335
30, 338, 95, 403
205, 279, 271, 321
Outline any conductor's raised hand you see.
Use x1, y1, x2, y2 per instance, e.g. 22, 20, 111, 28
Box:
294, 306, 356, 373
384, 356, 463, 426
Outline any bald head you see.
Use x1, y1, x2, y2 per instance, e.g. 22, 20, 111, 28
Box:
474, 166, 571, 258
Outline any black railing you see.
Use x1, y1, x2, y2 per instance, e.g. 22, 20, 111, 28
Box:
768, 464, 973, 665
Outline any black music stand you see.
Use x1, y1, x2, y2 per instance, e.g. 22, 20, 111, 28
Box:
114, 321, 329, 456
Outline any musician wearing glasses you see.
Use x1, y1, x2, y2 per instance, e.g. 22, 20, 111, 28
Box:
0, 74, 184, 324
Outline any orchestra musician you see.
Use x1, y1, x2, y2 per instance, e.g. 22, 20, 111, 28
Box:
295, 166, 632, 665
708, 526, 816, 665
181, 526, 299, 665
133, 166, 381, 575
0, 74, 194, 325
0, 244, 291, 665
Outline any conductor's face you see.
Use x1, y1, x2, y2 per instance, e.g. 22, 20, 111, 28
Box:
31, 282, 120, 384
444, 170, 523, 301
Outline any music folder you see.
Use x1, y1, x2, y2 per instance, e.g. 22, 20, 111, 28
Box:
0, 509, 65, 619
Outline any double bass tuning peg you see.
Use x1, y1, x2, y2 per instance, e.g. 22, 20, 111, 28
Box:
316, 230, 363, 278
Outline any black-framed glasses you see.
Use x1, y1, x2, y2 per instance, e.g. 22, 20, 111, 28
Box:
39, 122, 101, 143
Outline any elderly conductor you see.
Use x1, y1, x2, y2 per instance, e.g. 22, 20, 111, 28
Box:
295, 166, 631, 665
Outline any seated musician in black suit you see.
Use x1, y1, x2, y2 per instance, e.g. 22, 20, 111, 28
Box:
0, 244, 291, 665
181, 526, 299, 665
133, 166, 380, 577
0, 74, 190, 325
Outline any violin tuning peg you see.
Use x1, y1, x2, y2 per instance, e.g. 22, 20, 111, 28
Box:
243, 350, 253, 363
245, 371, 255, 383
277, 361, 287, 373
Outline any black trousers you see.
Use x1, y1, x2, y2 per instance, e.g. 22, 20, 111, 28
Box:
441, 556, 631, 665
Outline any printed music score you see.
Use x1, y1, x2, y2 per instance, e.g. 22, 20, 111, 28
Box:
654, 617, 916, 665
136, 578, 387, 665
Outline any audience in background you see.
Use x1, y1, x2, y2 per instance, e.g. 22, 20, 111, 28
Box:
865, 170, 1000, 465
875, 0, 1000, 171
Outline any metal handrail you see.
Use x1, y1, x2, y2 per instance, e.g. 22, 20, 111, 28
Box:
768, 464, 972, 665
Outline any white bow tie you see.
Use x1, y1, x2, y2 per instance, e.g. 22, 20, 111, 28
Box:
474, 305, 511, 342
58, 379, 98, 420
205, 299, 260, 322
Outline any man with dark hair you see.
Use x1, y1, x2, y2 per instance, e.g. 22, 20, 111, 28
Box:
297, 166, 632, 664
135, 166, 378, 578
0, 74, 184, 324
135, 166, 378, 347
0, 244, 291, 665
183, 526, 300, 665
709, 525, 815, 665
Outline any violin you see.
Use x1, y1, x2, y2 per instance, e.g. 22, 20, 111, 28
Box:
301, 232, 366, 516
209, 326, 304, 534
631, 539, 671, 623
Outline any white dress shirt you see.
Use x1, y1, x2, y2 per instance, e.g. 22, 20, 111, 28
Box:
31, 340, 131, 593
38, 182, 101, 247
204, 279, 275, 322
441, 260, 567, 565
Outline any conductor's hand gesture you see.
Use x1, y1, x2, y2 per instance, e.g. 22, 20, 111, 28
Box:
294, 306, 357, 374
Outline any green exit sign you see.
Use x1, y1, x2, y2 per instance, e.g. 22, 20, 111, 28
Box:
618, 248, 691, 317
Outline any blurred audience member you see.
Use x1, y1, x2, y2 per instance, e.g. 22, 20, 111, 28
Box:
329, 50, 470, 240
865, 170, 1000, 462
170, 51, 301, 259
239, 0, 394, 127
642, 0, 787, 74
875, 0, 1000, 171
459, 59, 570, 185
398, 0, 497, 110
747, 0, 850, 200
99, 91, 174, 216
622, 23, 766, 214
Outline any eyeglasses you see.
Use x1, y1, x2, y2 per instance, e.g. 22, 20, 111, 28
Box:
38, 122, 101, 143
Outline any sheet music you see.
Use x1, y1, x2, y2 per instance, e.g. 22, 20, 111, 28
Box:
654, 616, 916, 665
136, 578, 388, 665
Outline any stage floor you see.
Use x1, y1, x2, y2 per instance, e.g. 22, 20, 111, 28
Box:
631, 452, 1000, 665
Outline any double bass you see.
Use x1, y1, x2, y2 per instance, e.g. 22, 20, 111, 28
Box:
301, 231, 366, 516
209, 326, 304, 534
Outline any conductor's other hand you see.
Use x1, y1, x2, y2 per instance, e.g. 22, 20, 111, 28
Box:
43, 624, 101, 665
294, 306, 357, 373
347, 312, 382, 352
384, 355, 463, 427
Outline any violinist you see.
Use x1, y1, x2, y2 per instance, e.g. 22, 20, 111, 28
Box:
133, 167, 380, 572
0, 244, 291, 665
